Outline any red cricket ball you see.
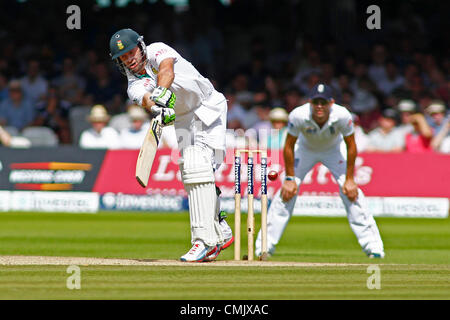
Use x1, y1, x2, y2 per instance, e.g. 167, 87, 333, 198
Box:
268, 170, 279, 181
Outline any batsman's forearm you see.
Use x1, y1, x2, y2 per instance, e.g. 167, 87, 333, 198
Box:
142, 93, 155, 110
158, 72, 175, 89
157, 67, 175, 89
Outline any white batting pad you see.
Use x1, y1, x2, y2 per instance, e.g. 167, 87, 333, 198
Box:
181, 145, 215, 184
180, 145, 223, 246
185, 183, 223, 246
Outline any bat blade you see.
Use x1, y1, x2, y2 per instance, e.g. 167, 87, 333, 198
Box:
135, 117, 163, 187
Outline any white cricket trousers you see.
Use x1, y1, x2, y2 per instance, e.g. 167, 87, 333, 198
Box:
256, 144, 384, 256
175, 90, 228, 246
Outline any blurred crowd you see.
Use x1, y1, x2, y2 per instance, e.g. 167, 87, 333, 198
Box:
0, 0, 448, 153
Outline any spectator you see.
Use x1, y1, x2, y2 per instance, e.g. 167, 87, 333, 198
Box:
265, 75, 283, 107
0, 124, 31, 148
350, 62, 369, 93
299, 72, 321, 97
266, 107, 288, 150
247, 55, 269, 92
417, 91, 435, 113
32, 86, 72, 144
84, 62, 121, 114
424, 101, 447, 134
321, 62, 339, 90
431, 116, 450, 153
20, 58, 48, 104
284, 87, 303, 113
0, 80, 36, 131
351, 77, 378, 114
79, 104, 120, 149
366, 108, 404, 152
377, 61, 405, 96
230, 72, 251, 98
396, 99, 416, 137
405, 113, 433, 153
293, 50, 321, 90
0, 124, 11, 146
52, 57, 86, 105
351, 113, 370, 153
0, 72, 8, 101
118, 105, 150, 149
250, 90, 272, 135
352, 77, 380, 132
368, 44, 388, 84
224, 88, 247, 130
337, 73, 352, 95
340, 89, 354, 109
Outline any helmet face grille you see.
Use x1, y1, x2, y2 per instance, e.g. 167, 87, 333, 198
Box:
114, 58, 128, 76
113, 42, 147, 77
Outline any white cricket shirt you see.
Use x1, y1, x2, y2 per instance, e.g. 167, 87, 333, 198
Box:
126, 42, 215, 117
287, 103, 354, 152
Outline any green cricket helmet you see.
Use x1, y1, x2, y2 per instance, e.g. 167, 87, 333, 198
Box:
109, 28, 147, 75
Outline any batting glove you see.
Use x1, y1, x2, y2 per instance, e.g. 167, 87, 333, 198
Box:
151, 105, 176, 126
150, 86, 176, 109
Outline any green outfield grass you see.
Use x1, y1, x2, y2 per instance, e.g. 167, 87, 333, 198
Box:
0, 212, 448, 299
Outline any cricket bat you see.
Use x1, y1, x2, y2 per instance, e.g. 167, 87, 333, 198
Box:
135, 117, 163, 188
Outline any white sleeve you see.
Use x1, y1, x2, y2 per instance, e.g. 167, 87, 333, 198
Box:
339, 109, 355, 137
287, 111, 301, 137
147, 42, 178, 70
127, 78, 151, 106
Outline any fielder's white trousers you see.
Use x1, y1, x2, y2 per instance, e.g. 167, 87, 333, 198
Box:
256, 143, 384, 256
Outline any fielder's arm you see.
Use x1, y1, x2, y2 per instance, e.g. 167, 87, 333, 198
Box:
343, 134, 358, 201
283, 133, 297, 177
280, 133, 298, 202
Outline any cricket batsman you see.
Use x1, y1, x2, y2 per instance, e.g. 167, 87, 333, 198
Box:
109, 28, 233, 262
255, 84, 385, 258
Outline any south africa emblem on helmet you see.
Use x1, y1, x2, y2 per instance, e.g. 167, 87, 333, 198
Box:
117, 40, 124, 50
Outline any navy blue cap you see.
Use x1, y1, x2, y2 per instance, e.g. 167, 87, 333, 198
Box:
309, 84, 333, 100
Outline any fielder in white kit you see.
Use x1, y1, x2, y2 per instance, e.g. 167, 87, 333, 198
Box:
109, 28, 233, 262
256, 84, 385, 258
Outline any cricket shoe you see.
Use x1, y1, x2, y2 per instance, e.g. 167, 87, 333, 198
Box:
204, 211, 235, 261
204, 236, 235, 261
203, 244, 222, 262
368, 252, 385, 259
180, 240, 215, 262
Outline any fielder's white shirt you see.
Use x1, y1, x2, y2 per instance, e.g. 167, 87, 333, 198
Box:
287, 103, 354, 152
126, 42, 225, 126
